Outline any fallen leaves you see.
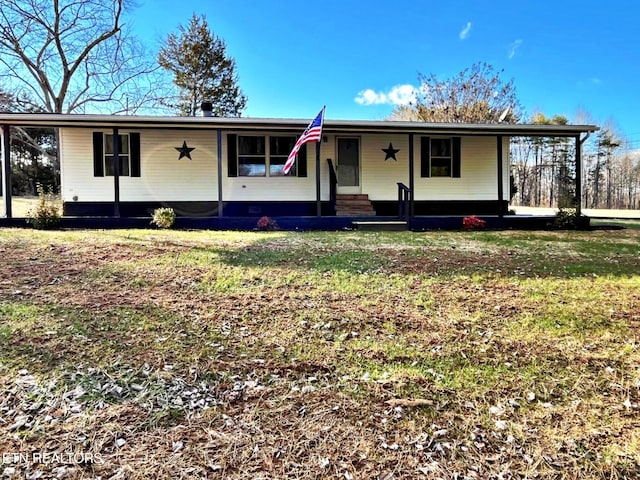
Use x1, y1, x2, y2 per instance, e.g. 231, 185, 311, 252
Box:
0, 228, 639, 478
384, 398, 434, 408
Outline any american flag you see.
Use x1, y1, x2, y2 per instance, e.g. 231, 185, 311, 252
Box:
283, 107, 325, 175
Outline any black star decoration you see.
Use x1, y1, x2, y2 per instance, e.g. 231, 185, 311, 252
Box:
175, 141, 195, 160
382, 142, 400, 161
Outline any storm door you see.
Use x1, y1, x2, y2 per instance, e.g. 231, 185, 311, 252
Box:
336, 137, 360, 194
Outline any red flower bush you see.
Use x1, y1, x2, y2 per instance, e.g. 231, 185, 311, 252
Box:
462, 215, 486, 230
256, 216, 278, 231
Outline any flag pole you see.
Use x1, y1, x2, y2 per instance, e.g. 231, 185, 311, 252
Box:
283, 106, 325, 215
316, 139, 321, 217
316, 106, 325, 217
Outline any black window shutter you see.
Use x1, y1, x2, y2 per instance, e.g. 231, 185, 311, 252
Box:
297, 143, 307, 177
420, 136, 431, 177
227, 134, 237, 177
452, 137, 461, 178
130, 133, 141, 177
93, 132, 104, 177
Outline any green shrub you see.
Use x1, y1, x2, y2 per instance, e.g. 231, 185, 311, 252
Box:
553, 207, 589, 230
26, 184, 61, 229
151, 207, 176, 229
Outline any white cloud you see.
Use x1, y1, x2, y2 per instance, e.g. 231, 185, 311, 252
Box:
459, 22, 472, 40
354, 89, 385, 105
355, 84, 417, 106
508, 39, 523, 59
591, 78, 602, 85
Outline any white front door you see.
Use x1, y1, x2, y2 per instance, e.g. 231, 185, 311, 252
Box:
336, 137, 361, 194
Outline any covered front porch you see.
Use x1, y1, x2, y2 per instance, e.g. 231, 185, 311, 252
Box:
0, 114, 598, 228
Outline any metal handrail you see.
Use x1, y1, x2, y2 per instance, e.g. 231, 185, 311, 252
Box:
327, 159, 338, 215
397, 182, 411, 220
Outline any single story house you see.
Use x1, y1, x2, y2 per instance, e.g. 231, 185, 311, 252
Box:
0, 111, 597, 228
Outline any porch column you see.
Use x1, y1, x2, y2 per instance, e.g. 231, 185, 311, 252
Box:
217, 129, 223, 217
408, 133, 414, 217
575, 135, 582, 216
1, 125, 11, 218
497, 135, 504, 218
112, 128, 120, 218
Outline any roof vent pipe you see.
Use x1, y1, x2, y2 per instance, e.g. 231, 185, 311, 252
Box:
201, 102, 213, 117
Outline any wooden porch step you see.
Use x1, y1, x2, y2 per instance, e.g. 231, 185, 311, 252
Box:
336, 199, 375, 207
335, 194, 376, 216
336, 194, 371, 200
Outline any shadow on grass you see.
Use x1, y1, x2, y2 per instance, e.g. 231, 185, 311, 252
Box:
96, 228, 640, 278
0, 302, 229, 374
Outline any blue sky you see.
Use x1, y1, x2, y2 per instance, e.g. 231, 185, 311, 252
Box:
133, 0, 640, 151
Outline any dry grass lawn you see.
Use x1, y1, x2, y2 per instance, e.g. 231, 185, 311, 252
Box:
0, 227, 639, 479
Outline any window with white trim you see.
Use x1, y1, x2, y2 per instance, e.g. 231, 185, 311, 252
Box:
269, 136, 297, 176
430, 138, 452, 177
230, 134, 305, 177
420, 136, 461, 178
93, 131, 140, 177
104, 133, 130, 176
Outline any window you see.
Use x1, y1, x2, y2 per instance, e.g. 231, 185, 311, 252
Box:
430, 138, 452, 177
228, 134, 306, 177
420, 136, 461, 178
238, 135, 266, 176
92, 131, 140, 177
269, 136, 297, 176
104, 134, 130, 176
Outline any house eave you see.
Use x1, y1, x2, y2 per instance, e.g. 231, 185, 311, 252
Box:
0, 113, 599, 137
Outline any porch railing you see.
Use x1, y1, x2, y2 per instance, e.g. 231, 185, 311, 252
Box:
327, 158, 338, 215
397, 182, 412, 220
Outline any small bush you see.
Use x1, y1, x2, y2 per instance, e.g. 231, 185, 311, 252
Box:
462, 215, 486, 230
26, 184, 61, 229
256, 216, 278, 231
553, 207, 588, 230
151, 207, 176, 229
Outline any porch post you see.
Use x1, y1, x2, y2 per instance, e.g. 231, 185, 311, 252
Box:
1, 125, 11, 218
316, 140, 321, 217
112, 128, 120, 218
497, 135, 504, 218
575, 135, 582, 216
217, 129, 223, 217
408, 133, 414, 217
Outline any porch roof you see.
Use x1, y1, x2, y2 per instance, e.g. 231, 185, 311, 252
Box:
0, 113, 598, 137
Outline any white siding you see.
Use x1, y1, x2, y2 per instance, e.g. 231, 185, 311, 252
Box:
60, 127, 509, 205
60, 128, 218, 203
410, 135, 509, 201
359, 134, 410, 200
328, 134, 509, 201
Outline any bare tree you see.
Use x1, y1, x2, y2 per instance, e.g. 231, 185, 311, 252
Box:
0, 0, 162, 114
390, 62, 521, 123
0, 85, 13, 111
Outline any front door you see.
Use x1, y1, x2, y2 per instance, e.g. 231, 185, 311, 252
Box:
336, 137, 360, 194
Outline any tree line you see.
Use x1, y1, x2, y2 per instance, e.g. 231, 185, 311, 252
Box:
510, 117, 640, 210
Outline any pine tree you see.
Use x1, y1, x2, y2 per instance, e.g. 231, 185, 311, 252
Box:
158, 14, 247, 117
